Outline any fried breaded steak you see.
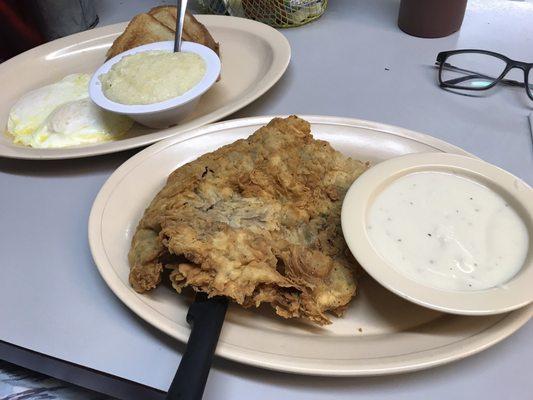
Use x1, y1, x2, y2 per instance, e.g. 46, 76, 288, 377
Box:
128, 116, 368, 325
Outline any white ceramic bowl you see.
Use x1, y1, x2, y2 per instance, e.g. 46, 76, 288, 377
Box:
342, 152, 533, 315
89, 41, 221, 129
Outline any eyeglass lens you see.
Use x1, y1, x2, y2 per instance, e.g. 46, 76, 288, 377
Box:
440, 53, 507, 89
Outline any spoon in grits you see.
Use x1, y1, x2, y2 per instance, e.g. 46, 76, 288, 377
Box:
174, 0, 188, 52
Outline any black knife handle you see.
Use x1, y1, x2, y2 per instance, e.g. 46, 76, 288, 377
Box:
165, 294, 228, 400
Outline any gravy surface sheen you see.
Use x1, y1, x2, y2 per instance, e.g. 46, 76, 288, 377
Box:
367, 171, 529, 291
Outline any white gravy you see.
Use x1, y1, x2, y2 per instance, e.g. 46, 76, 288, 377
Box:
367, 171, 529, 291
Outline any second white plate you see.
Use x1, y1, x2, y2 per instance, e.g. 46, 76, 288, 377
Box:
89, 115, 532, 376
0, 16, 290, 159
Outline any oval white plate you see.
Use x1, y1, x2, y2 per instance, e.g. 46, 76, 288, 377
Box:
89, 116, 532, 376
0, 16, 290, 159
342, 152, 533, 315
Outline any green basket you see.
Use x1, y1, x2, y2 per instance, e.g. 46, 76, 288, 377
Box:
198, 0, 328, 28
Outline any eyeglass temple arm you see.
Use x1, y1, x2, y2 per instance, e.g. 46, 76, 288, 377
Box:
436, 62, 527, 88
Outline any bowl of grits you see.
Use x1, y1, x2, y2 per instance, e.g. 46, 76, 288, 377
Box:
89, 41, 221, 129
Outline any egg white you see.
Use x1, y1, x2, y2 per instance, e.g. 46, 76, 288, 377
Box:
7, 73, 133, 148
20, 98, 133, 148
8, 74, 90, 139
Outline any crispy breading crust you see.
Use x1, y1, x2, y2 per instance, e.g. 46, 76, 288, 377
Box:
128, 116, 368, 325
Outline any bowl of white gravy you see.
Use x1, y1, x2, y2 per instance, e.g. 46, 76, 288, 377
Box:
342, 152, 532, 315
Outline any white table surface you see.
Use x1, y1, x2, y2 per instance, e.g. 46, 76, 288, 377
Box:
0, 0, 531, 399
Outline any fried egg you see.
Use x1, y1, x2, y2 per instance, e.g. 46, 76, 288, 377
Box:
19, 98, 134, 148
7, 73, 133, 148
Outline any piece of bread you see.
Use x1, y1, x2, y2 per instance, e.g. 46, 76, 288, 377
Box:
148, 6, 177, 31
106, 8, 219, 60
149, 7, 220, 55
106, 13, 174, 59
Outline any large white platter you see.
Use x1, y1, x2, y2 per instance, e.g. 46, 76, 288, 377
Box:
88, 116, 532, 376
0, 16, 290, 159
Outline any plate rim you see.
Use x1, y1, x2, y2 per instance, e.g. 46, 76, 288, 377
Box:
88, 115, 532, 376
0, 15, 291, 160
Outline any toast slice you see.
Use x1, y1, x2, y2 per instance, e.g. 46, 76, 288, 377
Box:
106, 8, 219, 60
149, 7, 220, 55
106, 13, 174, 59
148, 6, 177, 31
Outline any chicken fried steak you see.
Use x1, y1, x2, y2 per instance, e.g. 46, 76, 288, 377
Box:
128, 116, 368, 325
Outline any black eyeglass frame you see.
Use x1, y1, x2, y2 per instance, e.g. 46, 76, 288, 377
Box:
436, 49, 533, 100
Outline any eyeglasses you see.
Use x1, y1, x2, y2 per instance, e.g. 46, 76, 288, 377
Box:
435, 49, 533, 101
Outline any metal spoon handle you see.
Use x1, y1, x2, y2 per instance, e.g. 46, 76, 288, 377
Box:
174, 0, 189, 52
